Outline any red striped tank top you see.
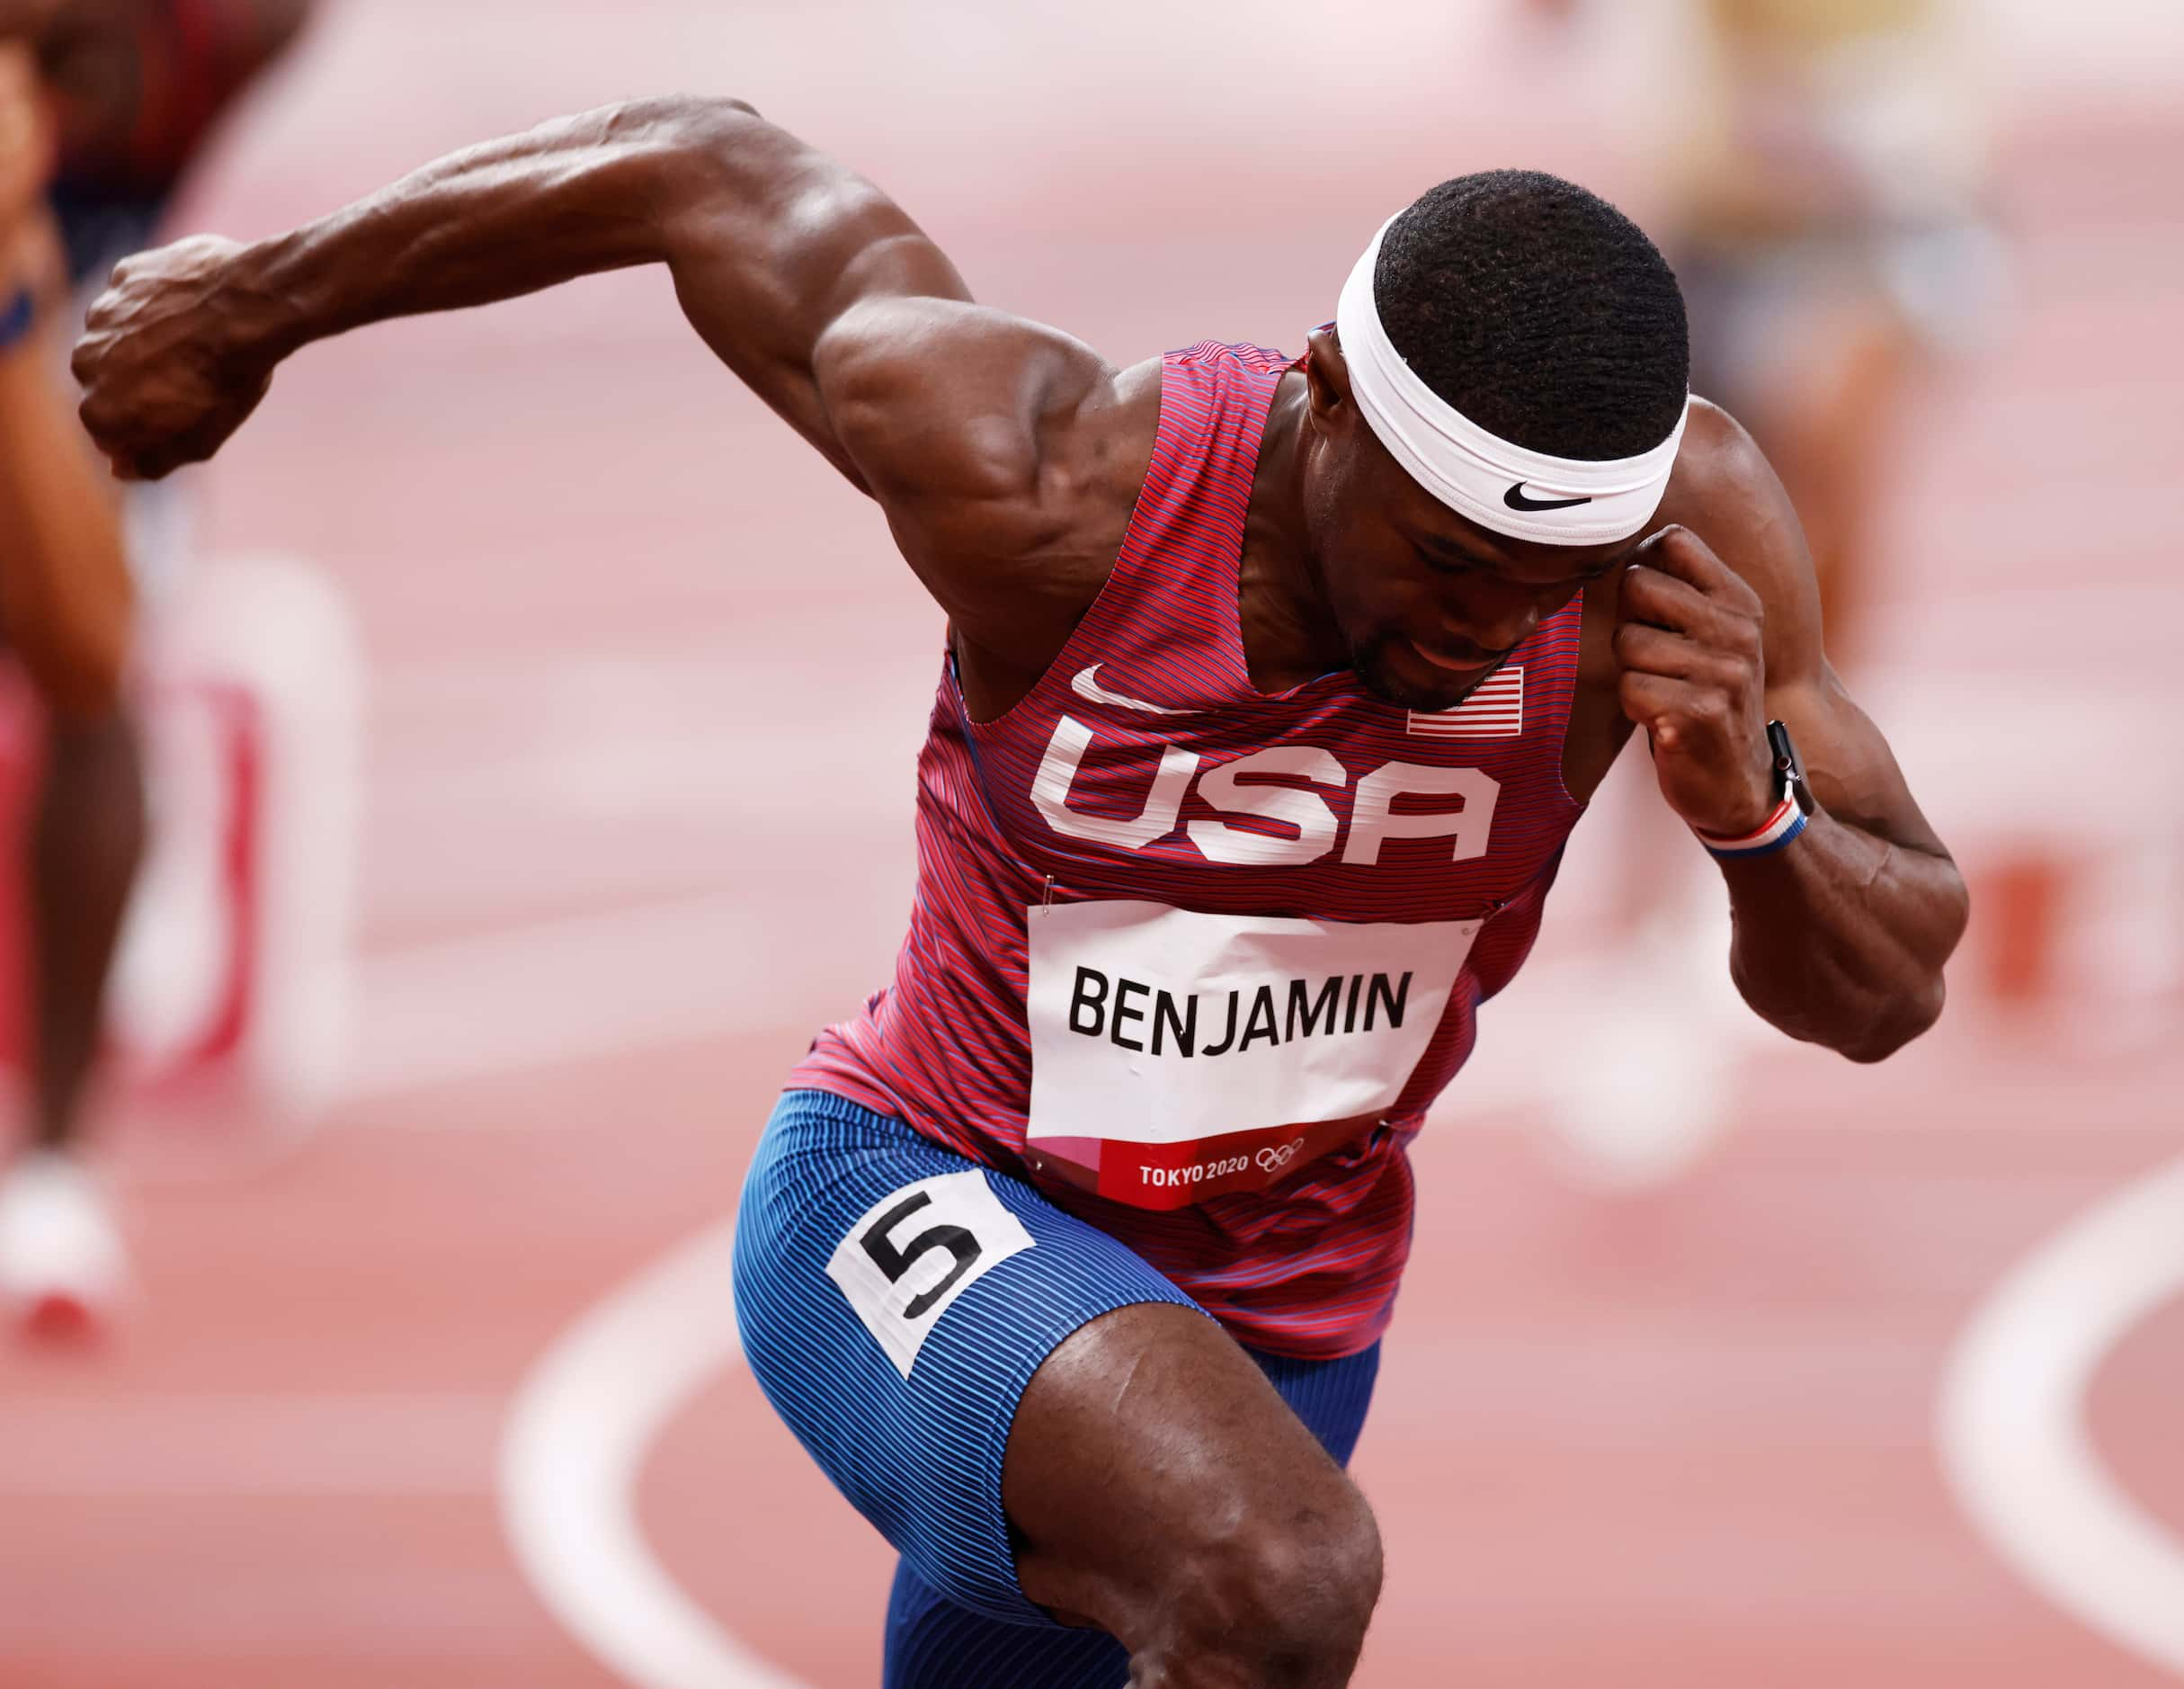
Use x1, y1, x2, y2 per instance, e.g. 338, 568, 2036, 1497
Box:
794, 340, 1587, 1358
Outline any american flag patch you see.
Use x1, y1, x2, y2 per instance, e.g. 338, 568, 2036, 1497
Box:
1407, 666, 1524, 737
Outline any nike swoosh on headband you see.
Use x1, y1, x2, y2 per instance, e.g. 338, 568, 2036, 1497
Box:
1503, 484, 1593, 513
1336, 211, 1689, 545
1072, 665, 1186, 715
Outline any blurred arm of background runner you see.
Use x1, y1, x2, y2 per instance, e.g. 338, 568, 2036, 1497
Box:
0, 0, 316, 719
70, 98, 1127, 680
0, 38, 128, 717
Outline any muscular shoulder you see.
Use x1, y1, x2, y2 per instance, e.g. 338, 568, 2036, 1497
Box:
1657, 398, 1824, 685
816, 297, 1160, 668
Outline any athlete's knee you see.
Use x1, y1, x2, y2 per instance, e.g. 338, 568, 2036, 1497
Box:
1141, 1482, 1382, 1687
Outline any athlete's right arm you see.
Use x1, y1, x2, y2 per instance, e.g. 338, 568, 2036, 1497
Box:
71, 96, 1125, 657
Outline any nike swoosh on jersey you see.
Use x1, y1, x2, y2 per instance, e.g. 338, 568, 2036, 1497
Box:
1071, 665, 1188, 715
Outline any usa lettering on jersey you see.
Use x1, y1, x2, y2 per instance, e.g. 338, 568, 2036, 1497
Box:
1030, 716, 1502, 865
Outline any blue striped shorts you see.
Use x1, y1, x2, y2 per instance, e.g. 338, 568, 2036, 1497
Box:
732, 1088, 1381, 1670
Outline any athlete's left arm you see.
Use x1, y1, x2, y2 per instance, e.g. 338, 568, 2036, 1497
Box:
1618, 402, 1968, 1061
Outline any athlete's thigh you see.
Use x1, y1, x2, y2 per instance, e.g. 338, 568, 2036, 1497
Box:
1003, 1301, 1379, 1649
887, 1339, 1382, 1688
733, 1087, 1203, 1626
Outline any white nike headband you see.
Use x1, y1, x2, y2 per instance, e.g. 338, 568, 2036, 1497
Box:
1334, 213, 1689, 546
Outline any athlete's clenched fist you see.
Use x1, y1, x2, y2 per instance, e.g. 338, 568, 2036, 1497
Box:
71, 235, 274, 479
1613, 524, 1777, 840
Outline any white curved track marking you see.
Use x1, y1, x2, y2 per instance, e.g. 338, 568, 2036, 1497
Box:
1939, 1153, 2184, 1676
498, 1220, 811, 1689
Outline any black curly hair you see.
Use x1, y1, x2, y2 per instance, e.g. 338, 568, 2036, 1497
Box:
1371, 170, 1689, 461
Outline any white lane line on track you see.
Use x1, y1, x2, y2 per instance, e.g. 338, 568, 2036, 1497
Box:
498, 1220, 810, 1689
1939, 1153, 2184, 1677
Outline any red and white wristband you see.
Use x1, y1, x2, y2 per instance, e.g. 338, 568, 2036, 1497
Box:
1695, 719, 1817, 861
1696, 792, 1808, 860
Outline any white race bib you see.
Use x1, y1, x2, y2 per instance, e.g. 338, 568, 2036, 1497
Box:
1025, 899, 1478, 1209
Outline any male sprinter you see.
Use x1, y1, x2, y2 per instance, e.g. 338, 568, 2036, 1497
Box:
69, 98, 1967, 1685
0, 0, 309, 1336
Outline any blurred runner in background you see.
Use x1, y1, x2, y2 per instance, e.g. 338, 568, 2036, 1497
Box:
1528, 0, 2001, 659
1647, 0, 2002, 663
1525, 0, 2003, 1186
0, 0, 308, 1339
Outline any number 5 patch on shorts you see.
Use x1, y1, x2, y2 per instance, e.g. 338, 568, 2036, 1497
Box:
825, 1172, 1036, 1378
